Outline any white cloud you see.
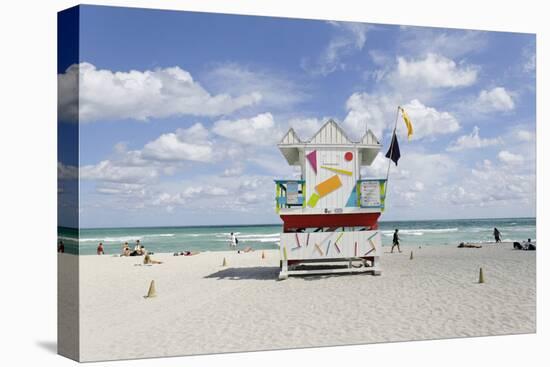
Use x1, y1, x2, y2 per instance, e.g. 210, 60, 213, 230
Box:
476, 87, 515, 112
522, 43, 536, 73
523, 53, 535, 73
96, 183, 147, 198
399, 99, 460, 140
447, 126, 501, 152
412, 181, 425, 192
58, 64, 79, 122
152, 185, 229, 208
142, 123, 215, 162
222, 165, 245, 177
287, 117, 325, 140
58, 62, 261, 123
517, 130, 535, 142
342, 94, 460, 142
398, 28, 488, 59
204, 63, 307, 110
302, 22, 369, 76
498, 150, 524, 165
393, 53, 478, 88
343, 92, 395, 140
362, 151, 458, 209
58, 162, 78, 180
81, 160, 160, 183
212, 113, 282, 146
141, 174, 276, 214
439, 158, 534, 208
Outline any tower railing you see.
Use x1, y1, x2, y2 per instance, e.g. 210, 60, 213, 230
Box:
275, 179, 387, 213
275, 180, 305, 213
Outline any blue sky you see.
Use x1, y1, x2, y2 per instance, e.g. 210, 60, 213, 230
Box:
57, 5, 536, 228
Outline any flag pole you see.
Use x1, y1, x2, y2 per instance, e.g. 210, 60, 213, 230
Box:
385, 105, 401, 183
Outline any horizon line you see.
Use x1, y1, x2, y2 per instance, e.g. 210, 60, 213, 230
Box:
62, 216, 536, 231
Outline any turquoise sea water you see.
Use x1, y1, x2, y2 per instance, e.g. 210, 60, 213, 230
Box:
58, 217, 536, 255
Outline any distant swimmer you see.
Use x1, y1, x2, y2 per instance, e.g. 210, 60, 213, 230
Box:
391, 229, 402, 253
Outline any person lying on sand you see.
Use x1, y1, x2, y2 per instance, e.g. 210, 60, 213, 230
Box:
237, 246, 254, 253
173, 251, 200, 256
143, 254, 163, 265
457, 242, 482, 248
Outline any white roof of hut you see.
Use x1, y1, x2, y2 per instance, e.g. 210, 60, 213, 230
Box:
278, 119, 381, 166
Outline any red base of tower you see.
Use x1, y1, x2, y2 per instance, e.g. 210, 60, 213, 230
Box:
280, 213, 380, 232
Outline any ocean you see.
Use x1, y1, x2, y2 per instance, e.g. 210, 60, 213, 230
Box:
58, 217, 536, 255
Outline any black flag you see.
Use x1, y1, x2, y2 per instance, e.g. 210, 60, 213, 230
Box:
385, 132, 401, 166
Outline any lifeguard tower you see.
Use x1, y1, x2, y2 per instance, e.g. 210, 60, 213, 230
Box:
275, 120, 386, 279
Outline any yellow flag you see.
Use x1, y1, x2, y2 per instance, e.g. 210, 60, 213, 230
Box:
399, 106, 413, 140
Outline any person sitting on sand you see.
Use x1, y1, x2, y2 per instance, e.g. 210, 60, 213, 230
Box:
523, 238, 536, 251
143, 254, 162, 265
391, 229, 402, 253
122, 246, 131, 257
129, 242, 146, 256
493, 227, 502, 243
97, 242, 104, 255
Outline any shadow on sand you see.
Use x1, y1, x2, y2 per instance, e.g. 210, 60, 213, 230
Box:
205, 266, 280, 280
205, 265, 375, 282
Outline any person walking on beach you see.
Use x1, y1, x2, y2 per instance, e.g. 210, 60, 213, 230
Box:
391, 229, 402, 253
58, 240, 65, 253
493, 227, 502, 243
97, 242, 104, 255
229, 232, 238, 249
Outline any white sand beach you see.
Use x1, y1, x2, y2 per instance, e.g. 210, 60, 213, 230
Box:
64, 243, 535, 361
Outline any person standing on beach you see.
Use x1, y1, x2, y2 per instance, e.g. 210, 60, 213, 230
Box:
97, 242, 104, 255
58, 240, 65, 253
229, 232, 238, 249
493, 227, 502, 243
391, 229, 402, 253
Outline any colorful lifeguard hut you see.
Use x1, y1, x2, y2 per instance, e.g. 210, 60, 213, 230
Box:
275, 120, 386, 279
